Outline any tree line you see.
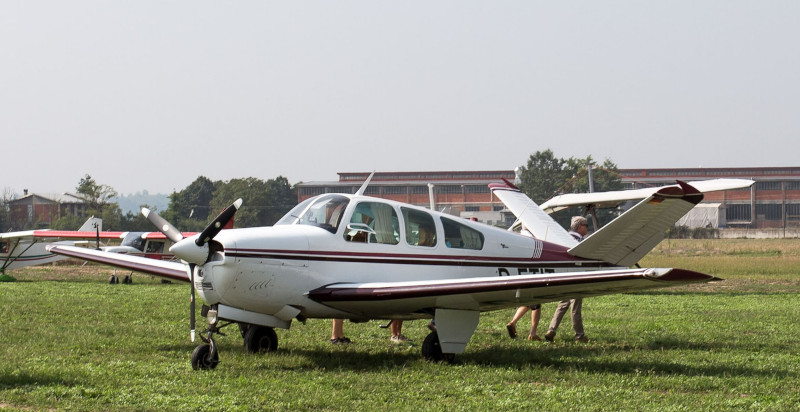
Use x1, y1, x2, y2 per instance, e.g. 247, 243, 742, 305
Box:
1, 150, 622, 232
0, 175, 297, 232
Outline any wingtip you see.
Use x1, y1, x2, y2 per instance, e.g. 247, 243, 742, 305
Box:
233, 198, 243, 209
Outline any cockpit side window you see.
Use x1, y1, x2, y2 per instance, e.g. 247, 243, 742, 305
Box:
295, 194, 350, 234
344, 202, 400, 244
440, 216, 484, 250
0, 241, 8, 254
401, 207, 437, 247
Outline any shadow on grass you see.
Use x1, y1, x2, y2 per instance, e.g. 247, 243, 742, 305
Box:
234, 338, 798, 381
0, 372, 78, 389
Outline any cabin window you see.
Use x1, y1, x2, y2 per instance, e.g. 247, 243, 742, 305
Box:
344, 202, 400, 244
145, 241, 165, 254
296, 194, 350, 234
0, 241, 8, 254
402, 207, 437, 247
440, 217, 484, 250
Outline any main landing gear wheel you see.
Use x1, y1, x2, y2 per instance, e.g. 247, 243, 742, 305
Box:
191, 343, 219, 370
243, 325, 278, 353
421, 332, 455, 363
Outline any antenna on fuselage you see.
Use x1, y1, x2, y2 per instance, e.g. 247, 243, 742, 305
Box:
355, 171, 376, 196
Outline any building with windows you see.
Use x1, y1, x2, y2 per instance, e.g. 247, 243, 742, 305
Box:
7, 190, 86, 230
296, 167, 800, 232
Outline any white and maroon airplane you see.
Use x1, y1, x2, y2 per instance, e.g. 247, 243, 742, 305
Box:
48, 175, 754, 369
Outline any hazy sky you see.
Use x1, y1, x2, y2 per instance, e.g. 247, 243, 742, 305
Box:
3, 1, 798, 195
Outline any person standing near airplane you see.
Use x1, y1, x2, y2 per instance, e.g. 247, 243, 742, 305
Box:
544, 216, 589, 343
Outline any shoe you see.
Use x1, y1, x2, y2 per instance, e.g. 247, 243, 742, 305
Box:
575, 336, 588, 343
330, 337, 352, 344
391, 334, 411, 343
527, 334, 541, 341
544, 331, 555, 342
506, 324, 517, 339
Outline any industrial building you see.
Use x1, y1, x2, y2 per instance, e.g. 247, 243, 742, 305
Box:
297, 167, 800, 235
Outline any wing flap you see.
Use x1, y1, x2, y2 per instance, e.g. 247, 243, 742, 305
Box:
47, 245, 189, 282
568, 181, 702, 266
307, 267, 716, 315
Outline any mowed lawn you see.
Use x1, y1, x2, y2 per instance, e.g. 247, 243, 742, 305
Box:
1, 239, 799, 411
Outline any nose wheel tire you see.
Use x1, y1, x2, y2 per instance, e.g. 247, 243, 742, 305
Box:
191, 343, 219, 370
243, 326, 279, 353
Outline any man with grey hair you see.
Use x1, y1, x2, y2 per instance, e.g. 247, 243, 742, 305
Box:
544, 216, 590, 343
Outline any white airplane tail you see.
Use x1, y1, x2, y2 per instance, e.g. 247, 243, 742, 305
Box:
489, 181, 578, 248
78, 216, 102, 232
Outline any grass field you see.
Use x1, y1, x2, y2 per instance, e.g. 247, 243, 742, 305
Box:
1, 239, 799, 411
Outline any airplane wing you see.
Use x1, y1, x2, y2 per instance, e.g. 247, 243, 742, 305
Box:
539, 178, 755, 213
567, 181, 703, 266
307, 267, 717, 316
47, 244, 189, 282
489, 181, 578, 247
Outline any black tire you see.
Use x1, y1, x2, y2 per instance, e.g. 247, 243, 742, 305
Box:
421, 332, 455, 363
191, 344, 219, 370
243, 326, 278, 353
122, 275, 132, 284
108, 275, 118, 284
238, 323, 251, 339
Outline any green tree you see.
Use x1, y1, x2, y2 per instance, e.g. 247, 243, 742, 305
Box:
517, 149, 570, 203
165, 176, 218, 231
73, 175, 124, 230
209, 176, 296, 228
76, 174, 118, 215
518, 150, 623, 229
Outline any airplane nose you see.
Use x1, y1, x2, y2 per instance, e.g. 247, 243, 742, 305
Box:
170, 237, 209, 265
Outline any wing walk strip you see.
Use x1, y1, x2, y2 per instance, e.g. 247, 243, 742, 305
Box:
307, 268, 717, 302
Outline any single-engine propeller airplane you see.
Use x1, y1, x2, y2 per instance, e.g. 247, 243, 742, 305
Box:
48, 175, 754, 369
1, 216, 103, 274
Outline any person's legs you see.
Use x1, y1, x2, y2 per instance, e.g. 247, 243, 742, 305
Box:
506, 306, 529, 338
546, 300, 571, 341
570, 298, 587, 342
528, 306, 541, 340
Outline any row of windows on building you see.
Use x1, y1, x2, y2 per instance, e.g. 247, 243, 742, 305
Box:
298, 185, 493, 197
726, 203, 800, 222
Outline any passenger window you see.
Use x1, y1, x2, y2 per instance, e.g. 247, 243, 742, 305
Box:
441, 217, 484, 250
344, 202, 399, 245
402, 207, 437, 247
0, 241, 7, 254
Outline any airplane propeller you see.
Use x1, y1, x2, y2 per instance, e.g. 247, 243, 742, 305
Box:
142, 199, 243, 343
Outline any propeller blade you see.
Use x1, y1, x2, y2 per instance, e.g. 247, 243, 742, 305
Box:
189, 263, 196, 342
142, 208, 184, 243
196, 198, 242, 246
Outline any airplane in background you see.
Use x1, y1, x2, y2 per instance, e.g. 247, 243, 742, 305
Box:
0, 215, 196, 283
48, 175, 754, 370
1, 217, 104, 275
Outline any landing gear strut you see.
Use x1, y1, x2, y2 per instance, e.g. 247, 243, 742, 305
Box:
191, 307, 230, 370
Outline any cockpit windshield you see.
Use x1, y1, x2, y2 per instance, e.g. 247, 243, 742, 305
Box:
275, 194, 350, 234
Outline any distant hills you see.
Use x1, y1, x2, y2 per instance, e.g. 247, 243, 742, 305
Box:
113, 191, 169, 215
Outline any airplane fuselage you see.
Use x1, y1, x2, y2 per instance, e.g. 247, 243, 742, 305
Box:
194, 194, 613, 323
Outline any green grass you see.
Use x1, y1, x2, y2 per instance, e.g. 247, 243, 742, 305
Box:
2, 239, 800, 411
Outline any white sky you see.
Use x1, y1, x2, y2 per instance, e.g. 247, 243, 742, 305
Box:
2, 1, 798, 195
